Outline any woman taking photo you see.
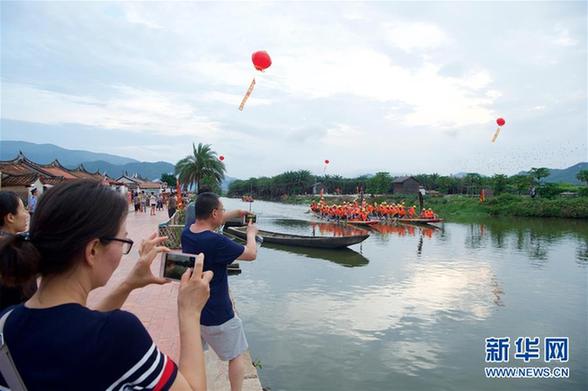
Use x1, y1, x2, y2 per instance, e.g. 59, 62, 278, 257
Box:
0, 180, 212, 391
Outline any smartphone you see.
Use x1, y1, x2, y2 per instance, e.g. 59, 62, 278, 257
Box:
160, 252, 197, 281
245, 213, 257, 224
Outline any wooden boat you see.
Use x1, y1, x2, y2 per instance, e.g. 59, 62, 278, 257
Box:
311, 212, 379, 227
393, 218, 444, 224
224, 226, 369, 249
241, 195, 254, 202
347, 219, 380, 226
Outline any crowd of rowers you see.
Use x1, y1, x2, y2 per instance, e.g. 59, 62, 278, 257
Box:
310, 200, 439, 221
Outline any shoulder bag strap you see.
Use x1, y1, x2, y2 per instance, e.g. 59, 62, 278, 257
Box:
0, 309, 28, 391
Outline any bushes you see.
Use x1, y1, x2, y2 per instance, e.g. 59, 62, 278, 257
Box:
485, 194, 588, 218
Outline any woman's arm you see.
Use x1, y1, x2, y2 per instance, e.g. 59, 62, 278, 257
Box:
171, 254, 212, 391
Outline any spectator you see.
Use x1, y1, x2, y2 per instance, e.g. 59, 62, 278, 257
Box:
0, 180, 212, 390
0, 191, 36, 311
27, 188, 38, 215
181, 192, 258, 391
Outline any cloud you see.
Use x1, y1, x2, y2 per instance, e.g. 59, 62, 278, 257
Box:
183, 48, 499, 129
323, 124, 364, 147
383, 21, 451, 52
200, 91, 272, 107
552, 26, 577, 47
122, 3, 164, 30
2, 82, 221, 136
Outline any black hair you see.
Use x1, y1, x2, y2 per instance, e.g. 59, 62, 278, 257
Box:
0, 191, 21, 228
197, 185, 212, 195
0, 180, 128, 287
31, 188, 38, 194
194, 192, 220, 220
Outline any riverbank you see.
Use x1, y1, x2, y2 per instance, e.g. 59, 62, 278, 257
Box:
267, 194, 588, 220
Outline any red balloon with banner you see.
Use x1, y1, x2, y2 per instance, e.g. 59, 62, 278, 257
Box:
492, 117, 506, 143
252, 51, 272, 71
239, 50, 272, 111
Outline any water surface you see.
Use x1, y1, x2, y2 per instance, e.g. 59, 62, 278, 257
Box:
223, 198, 588, 391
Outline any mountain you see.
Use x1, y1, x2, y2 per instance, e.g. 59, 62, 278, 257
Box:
0, 140, 236, 183
545, 162, 588, 185
1, 140, 174, 181
221, 176, 238, 192
0, 140, 138, 166
81, 160, 175, 181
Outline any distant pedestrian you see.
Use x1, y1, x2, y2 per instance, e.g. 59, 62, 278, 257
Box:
157, 193, 164, 211
149, 193, 157, 216
27, 188, 38, 216
133, 192, 140, 213
140, 191, 147, 213
168, 192, 177, 218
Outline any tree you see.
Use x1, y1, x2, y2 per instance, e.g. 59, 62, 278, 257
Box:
576, 169, 588, 186
510, 174, 533, 195
491, 174, 508, 195
366, 172, 392, 194
175, 143, 225, 193
529, 167, 550, 186
463, 173, 483, 194
160, 173, 177, 187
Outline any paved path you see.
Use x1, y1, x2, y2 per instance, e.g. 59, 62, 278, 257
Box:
88, 209, 262, 391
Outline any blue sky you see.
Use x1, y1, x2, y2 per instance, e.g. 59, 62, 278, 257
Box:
1, 1, 586, 178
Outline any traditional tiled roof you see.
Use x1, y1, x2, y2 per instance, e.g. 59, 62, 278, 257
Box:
392, 176, 418, 183
38, 160, 79, 180
40, 176, 66, 185
137, 181, 162, 190
69, 164, 104, 180
0, 152, 55, 177
1, 173, 40, 186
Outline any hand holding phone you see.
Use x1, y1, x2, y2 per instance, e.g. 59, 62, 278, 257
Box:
161, 252, 198, 281
177, 253, 213, 315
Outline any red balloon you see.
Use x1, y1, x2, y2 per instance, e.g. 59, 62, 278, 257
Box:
496, 118, 506, 127
324, 159, 330, 164
252, 51, 272, 71
219, 155, 225, 161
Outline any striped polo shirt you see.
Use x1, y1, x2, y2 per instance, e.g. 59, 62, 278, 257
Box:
0, 303, 177, 390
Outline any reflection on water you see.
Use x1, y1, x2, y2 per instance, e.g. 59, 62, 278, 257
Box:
221, 198, 588, 391
577, 240, 588, 266
283, 261, 500, 335
272, 218, 368, 237
262, 242, 369, 268
463, 217, 588, 265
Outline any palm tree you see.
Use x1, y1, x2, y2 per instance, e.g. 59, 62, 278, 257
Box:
175, 143, 225, 193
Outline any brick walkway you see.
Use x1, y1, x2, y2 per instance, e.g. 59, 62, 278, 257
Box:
87, 209, 262, 391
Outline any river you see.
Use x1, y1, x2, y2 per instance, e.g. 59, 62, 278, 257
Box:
222, 198, 588, 391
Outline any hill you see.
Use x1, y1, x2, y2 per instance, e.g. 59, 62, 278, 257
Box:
0, 140, 238, 183
1, 140, 174, 180
81, 160, 175, 181
545, 162, 588, 185
0, 140, 138, 166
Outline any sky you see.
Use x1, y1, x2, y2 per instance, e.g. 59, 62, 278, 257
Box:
1, 1, 586, 178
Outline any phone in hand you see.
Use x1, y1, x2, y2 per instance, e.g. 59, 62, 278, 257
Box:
245, 213, 257, 224
160, 252, 197, 281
